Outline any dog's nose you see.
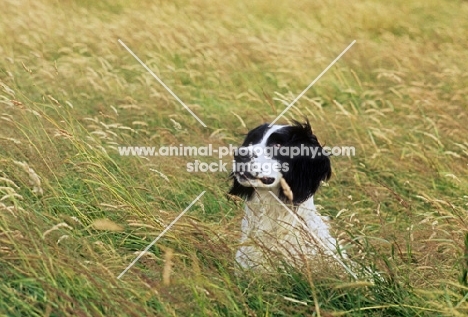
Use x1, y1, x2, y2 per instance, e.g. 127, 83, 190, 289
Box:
235, 146, 253, 163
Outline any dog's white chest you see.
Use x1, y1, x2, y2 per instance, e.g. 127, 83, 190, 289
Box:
236, 190, 340, 269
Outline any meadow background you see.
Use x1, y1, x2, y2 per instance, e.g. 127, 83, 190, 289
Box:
1, 0, 467, 316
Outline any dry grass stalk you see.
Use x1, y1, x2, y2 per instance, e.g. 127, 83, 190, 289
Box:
163, 248, 174, 286
43, 223, 73, 238
13, 161, 43, 196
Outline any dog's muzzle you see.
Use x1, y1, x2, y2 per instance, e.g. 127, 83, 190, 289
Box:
233, 146, 276, 185
235, 170, 275, 185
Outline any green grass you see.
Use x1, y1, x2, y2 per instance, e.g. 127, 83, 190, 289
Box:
1, 0, 468, 315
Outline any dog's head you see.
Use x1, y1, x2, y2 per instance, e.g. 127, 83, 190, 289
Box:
229, 120, 331, 205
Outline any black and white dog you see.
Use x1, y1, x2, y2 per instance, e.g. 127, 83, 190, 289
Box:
229, 120, 345, 270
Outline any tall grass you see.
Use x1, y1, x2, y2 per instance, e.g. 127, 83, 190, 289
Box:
1, 0, 467, 315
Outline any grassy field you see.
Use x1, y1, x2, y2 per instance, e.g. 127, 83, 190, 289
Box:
1, 0, 468, 315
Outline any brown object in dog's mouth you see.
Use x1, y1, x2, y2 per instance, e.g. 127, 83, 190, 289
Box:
280, 178, 294, 201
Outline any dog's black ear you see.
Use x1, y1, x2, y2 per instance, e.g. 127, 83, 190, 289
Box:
229, 176, 255, 200
281, 153, 331, 205
279, 121, 332, 205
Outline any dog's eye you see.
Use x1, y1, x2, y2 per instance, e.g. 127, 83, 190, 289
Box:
273, 143, 281, 148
